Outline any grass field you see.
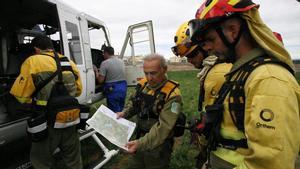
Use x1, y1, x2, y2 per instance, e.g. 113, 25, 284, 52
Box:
64, 70, 300, 169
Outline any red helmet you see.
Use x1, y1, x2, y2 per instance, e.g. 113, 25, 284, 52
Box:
273, 32, 283, 43
189, 0, 258, 43
195, 0, 258, 20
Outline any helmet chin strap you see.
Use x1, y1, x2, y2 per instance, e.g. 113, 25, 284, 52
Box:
214, 23, 245, 63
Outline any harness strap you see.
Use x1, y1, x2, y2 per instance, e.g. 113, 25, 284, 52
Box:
41, 53, 78, 80
198, 66, 213, 112
204, 55, 294, 167
218, 138, 248, 150
228, 56, 294, 132
198, 60, 226, 111
31, 52, 77, 113
31, 52, 62, 100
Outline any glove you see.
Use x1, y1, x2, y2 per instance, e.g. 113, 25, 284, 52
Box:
188, 115, 206, 134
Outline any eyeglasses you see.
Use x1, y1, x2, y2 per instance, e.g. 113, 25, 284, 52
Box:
185, 47, 200, 59
171, 41, 195, 57
185, 46, 208, 59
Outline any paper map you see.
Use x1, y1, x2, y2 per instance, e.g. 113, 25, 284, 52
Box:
87, 105, 136, 150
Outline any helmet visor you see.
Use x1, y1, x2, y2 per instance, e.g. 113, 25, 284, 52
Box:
171, 42, 195, 57
188, 19, 208, 44
188, 18, 224, 44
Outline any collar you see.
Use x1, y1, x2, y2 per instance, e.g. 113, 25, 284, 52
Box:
107, 55, 116, 59
226, 48, 266, 77
40, 51, 55, 57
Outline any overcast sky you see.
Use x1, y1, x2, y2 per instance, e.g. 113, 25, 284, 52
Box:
61, 0, 300, 59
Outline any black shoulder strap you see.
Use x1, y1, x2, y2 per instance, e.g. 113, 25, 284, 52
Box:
40, 53, 78, 80
136, 81, 148, 96
229, 56, 294, 131
204, 56, 294, 151
59, 56, 78, 80
31, 70, 58, 98
54, 52, 63, 83
31, 52, 61, 98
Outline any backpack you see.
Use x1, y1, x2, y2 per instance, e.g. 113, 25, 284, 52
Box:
27, 52, 81, 142
173, 111, 186, 137
46, 52, 81, 129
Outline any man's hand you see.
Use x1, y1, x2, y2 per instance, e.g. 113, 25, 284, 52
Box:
93, 65, 99, 76
116, 112, 125, 119
125, 140, 138, 154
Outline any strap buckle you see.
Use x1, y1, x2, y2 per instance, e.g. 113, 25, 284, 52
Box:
217, 143, 237, 150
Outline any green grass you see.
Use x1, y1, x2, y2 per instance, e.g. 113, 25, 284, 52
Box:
168, 70, 200, 169
168, 70, 200, 118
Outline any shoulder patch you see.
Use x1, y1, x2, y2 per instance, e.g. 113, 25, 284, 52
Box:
171, 102, 180, 114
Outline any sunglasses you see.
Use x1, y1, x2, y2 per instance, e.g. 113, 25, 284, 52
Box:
188, 19, 208, 44
186, 46, 208, 59
171, 41, 195, 57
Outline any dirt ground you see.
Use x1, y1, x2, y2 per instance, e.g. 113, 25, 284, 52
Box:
167, 63, 197, 71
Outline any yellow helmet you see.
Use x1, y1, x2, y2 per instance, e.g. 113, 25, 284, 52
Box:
172, 22, 197, 57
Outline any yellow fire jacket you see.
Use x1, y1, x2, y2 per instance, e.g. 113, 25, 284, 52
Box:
10, 51, 82, 106
213, 48, 300, 169
202, 62, 232, 109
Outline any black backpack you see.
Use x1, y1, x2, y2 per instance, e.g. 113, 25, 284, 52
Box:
46, 52, 81, 128
27, 52, 81, 142
173, 111, 186, 137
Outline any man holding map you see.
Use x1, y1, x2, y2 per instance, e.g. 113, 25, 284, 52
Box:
117, 53, 183, 169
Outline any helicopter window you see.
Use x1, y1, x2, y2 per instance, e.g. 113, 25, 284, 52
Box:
65, 21, 83, 65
